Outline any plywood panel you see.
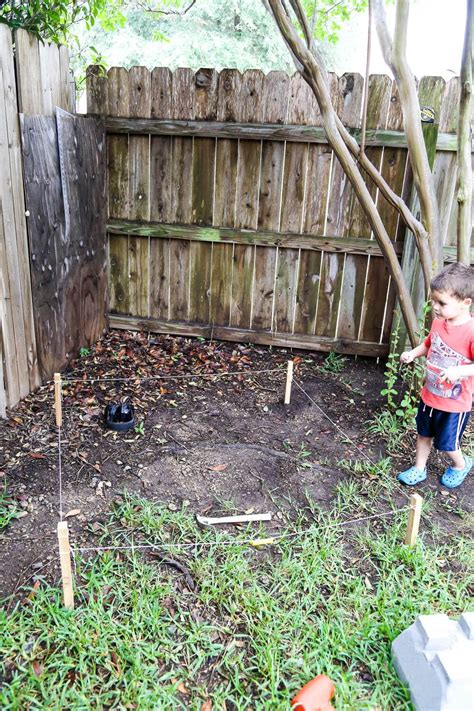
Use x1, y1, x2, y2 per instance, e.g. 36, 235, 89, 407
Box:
0, 26, 39, 399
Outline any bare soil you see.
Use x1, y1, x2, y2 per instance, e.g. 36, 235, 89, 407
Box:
1, 331, 472, 603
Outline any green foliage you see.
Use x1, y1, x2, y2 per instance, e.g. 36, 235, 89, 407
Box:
79, 347, 90, 358
382, 314, 427, 427
0, 0, 125, 44
320, 350, 347, 374
0, 488, 18, 531
301, 0, 368, 44
369, 305, 429, 450
73, 0, 298, 74
134, 420, 145, 435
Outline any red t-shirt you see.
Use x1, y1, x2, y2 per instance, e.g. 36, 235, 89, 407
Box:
421, 317, 474, 413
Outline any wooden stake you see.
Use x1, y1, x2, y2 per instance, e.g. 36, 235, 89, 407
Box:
57, 521, 74, 609
405, 493, 422, 546
197, 512, 272, 526
54, 372, 62, 427
284, 360, 294, 405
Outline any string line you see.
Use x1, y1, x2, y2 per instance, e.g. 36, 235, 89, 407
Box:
292, 377, 411, 501
57, 368, 285, 385
73, 507, 406, 553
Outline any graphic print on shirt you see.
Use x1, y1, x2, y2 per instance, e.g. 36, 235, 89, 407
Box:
425, 331, 472, 400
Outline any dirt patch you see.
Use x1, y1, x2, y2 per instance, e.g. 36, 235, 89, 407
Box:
1, 331, 472, 601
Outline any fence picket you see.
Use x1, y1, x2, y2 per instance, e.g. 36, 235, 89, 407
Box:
362, 81, 406, 344
338, 74, 390, 342
128, 67, 151, 318
0, 26, 39, 397
434, 77, 461, 247
108, 67, 130, 316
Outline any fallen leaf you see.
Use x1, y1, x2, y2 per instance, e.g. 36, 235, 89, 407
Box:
32, 660, 44, 677
28, 580, 41, 600
201, 701, 212, 711
65, 508, 81, 518
177, 682, 189, 695
364, 576, 373, 590
29, 452, 47, 459
111, 652, 122, 676
208, 464, 227, 472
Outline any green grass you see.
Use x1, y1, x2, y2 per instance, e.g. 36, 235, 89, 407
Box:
1, 490, 473, 710
0, 488, 18, 531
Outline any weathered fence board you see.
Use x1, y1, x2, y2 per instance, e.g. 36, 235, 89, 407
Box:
0, 26, 40, 406
15, 29, 74, 116
87, 66, 468, 357
21, 112, 107, 379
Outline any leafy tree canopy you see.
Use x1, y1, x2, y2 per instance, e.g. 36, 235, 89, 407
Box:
0, 0, 127, 44
0, 1, 371, 78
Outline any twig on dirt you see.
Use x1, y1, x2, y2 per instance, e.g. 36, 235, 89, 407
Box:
148, 551, 195, 590
165, 431, 190, 452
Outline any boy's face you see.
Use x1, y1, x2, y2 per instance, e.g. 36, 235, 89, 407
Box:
431, 289, 472, 323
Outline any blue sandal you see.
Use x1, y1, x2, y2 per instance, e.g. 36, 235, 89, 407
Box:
397, 466, 427, 486
440, 456, 472, 489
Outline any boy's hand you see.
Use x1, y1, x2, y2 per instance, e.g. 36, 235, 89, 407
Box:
439, 366, 462, 383
400, 351, 415, 364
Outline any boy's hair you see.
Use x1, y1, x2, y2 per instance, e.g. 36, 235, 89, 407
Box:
430, 262, 474, 300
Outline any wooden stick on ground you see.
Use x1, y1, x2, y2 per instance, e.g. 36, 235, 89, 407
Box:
54, 372, 62, 427
284, 360, 294, 405
57, 521, 74, 609
196, 512, 272, 526
405, 493, 422, 546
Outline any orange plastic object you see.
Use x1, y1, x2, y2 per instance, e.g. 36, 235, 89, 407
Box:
291, 675, 336, 711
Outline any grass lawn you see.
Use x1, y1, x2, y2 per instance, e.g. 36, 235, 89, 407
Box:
1, 479, 472, 710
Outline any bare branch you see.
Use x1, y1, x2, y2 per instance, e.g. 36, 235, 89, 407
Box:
335, 114, 432, 292
359, 0, 372, 155
267, 0, 419, 345
372, 0, 442, 272
136, 0, 197, 16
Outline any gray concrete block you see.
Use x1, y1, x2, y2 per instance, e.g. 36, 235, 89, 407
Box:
392, 612, 474, 710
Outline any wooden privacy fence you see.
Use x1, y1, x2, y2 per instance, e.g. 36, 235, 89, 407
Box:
0, 27, 107, 414
88, 66, 462, 357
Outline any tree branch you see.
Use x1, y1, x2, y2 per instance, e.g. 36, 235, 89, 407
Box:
359, 0, 372, 155
136, 0, 197, 16
334, 115, 432, 292
267, 0, 419, 345
372, 0, 442, 273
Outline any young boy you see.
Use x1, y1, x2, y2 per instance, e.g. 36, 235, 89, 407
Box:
398, 262, 474, 489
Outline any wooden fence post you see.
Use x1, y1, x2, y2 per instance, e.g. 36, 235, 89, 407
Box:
405, 493, 423, 546
57, 521, 74, 609
284, 360, 294, 405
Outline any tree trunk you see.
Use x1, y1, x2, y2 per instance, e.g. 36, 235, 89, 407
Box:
267, 0, 419, 345
372, 0, 443, 274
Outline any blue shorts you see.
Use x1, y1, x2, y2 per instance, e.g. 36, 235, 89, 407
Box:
416, 400, 470, 452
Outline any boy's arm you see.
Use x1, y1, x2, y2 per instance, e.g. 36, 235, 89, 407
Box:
400, 342, 429, 364
439, 363, 474, 383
